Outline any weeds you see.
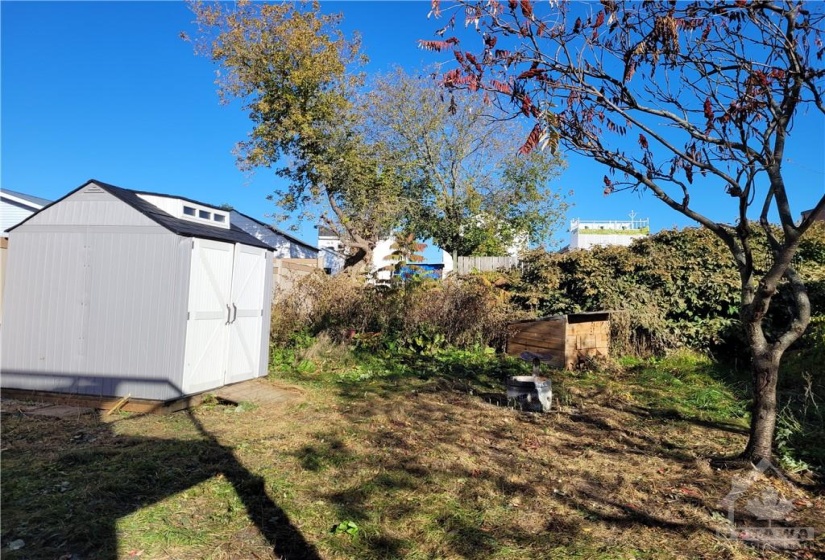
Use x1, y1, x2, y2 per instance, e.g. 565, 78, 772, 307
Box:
270, 273, 525, 351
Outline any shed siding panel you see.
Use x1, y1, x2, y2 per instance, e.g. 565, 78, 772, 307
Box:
1, 227, 190, 400
24, 188, 157, 228
259, 251, 273, 377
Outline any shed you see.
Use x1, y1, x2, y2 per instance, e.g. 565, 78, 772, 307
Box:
506, 312, 610, 370
0, 180, 274, 402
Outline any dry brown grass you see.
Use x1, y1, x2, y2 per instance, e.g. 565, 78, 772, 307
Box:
2, 373, 823, 559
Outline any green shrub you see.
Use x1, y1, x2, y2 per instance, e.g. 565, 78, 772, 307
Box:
512, 223, 825, 356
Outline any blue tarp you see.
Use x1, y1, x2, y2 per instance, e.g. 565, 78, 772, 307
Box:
394, 263, 444, 281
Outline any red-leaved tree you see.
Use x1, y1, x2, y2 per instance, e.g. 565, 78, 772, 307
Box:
422, 0, 825, 464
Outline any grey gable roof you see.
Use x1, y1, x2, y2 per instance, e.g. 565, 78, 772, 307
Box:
1, 188, 52, 208
8, 180, 272, 250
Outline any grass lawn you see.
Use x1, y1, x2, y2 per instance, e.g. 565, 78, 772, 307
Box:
2, 346, 823, 559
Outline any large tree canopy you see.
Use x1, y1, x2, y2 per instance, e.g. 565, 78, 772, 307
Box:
363, 68, 568, 258
423, 0, 825, 463
189, 0, 404, 272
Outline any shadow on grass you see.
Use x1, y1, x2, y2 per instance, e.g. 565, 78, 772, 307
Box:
291, 350, 763, 558
1, 409, 320, 560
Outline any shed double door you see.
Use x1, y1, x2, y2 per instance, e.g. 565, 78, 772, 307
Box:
183, 239, 267, 394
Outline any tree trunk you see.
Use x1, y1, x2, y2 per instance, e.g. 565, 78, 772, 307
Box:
742, 347, 780, 463
736, 256, 811, 464
343, 247, 371, 276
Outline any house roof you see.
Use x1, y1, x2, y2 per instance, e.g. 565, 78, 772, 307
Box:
229, 210, 318, 253
1, 188, 51, 209
7, 180, 272, 250
802, 206, 825, 221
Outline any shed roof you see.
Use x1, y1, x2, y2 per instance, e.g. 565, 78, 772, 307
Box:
7, 180, 272, 250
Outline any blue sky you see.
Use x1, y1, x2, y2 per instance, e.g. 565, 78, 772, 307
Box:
3, 1, 824, 255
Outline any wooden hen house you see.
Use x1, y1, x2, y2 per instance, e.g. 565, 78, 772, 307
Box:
506, 312, 610, 370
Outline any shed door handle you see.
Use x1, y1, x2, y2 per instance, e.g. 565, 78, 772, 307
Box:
226, 304, 231, 324
231, 303, 238, 324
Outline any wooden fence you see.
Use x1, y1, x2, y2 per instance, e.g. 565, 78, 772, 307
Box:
456, 255, 520, 275
273, 258, 320, 298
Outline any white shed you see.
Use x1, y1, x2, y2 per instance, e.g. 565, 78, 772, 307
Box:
0, 180, 274, 402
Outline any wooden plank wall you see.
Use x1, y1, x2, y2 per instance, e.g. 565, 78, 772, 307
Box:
506, 316, 610, 369
273, 258, 319, 298
566, 320, 610, 367
506, 318, 566, 369
456, 255, 520, 275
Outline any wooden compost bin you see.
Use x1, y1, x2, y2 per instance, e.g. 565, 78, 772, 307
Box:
506, 312, 610, 369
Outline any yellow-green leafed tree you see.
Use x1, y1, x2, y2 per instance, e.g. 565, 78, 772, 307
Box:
189, 0, 404, 273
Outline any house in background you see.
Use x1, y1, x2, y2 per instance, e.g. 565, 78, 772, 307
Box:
1, 180, 274, 403
317, 226, 537, 279
567, 216, 650, 251
1, 189, 53, 324
318, 229, 449, 281
316, 227, 347, 275
801, 206, 824, 223
230, 211, 331, 295
1, 188, 51, 236
231, 211, 318, 259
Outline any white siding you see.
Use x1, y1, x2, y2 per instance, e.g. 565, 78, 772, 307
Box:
372, 238, 395, 281
1, 200, 37, 234
230, 212, 317, 259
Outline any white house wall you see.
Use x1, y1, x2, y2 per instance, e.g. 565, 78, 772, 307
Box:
1, 186, 192, 400
230, 212, 317, 259
1, 199, 38, 234
320, 248, 345, 274
372, 238, 395, 281
570, 232, 647, 250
